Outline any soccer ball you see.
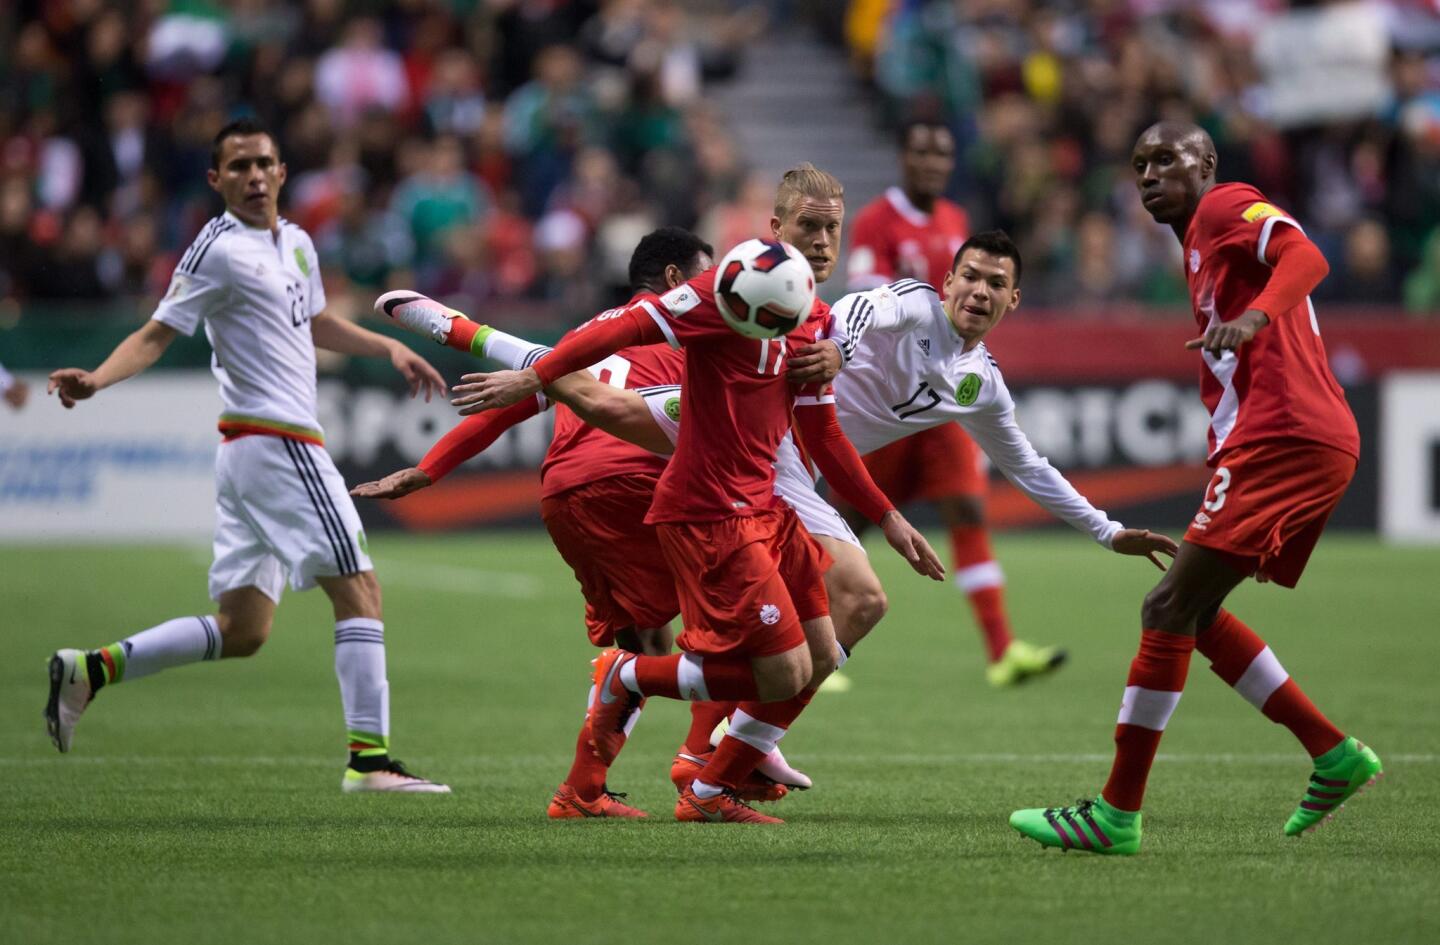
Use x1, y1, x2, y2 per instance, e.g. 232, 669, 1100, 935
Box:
714, 238, 816, 340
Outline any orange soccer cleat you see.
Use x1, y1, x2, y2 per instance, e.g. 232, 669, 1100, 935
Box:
586, 649, 642, 765
675, 786, 784, 824
669, 749, 788, 803
546, 783, 649, 820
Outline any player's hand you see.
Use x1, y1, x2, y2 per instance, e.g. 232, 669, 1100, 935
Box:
1111, 528, 1179, 571
390, 344, 447, 402
452, 368, 542, 414
47, 369, 99, 408
880, 510, 946, 581
786, 340, 843, 385
1185, 309, 1269, 357
350, 467, 432, 500
3, 378, 30, 410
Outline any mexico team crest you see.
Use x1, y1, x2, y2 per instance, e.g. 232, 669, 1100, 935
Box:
294, 248, 311, 277
956, 373, 982, 406
664, 397, 681, 421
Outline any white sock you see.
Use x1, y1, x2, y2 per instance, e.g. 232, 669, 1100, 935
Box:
834, 641, 850, 671
481, 327, 553, 372
619, 657, 641, 693
335, 618, 389, 748
692, 779, 724, 798
113, 615, 221, 681
726, 710, 788, 756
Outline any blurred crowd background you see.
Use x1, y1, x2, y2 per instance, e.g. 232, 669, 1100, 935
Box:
2, 0, 1438, 331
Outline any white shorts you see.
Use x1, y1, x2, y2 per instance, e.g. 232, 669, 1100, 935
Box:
642, 385, 861, 549
209, 435, 373, 602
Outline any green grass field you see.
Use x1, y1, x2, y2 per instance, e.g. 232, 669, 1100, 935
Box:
3, 532, 1437, 944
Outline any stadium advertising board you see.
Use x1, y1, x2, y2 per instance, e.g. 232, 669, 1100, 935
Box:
0, 373, 220, 541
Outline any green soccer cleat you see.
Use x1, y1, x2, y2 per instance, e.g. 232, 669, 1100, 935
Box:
986, 639, 1067, 687
1009, 797, 1142, 855
1284, 736, 1383, 836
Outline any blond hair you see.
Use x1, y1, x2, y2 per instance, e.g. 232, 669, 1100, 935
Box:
773, 163, 844, 220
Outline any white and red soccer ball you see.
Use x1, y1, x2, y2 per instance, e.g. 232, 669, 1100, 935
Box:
714, 238, 815, 340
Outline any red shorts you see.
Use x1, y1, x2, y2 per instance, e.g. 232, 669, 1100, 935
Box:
540, 474, 679, 646
655, 506, 833, 659
1185, 440, 1356, 588
858, 424, 986, 504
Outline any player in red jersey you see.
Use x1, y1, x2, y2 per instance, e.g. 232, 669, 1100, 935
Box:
1010, 121, 1382, 855
356, 228, 741, 818
460, 166, 945, 824
841, 119, 1054, 687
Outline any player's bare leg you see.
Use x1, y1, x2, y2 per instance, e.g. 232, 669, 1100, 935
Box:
43, 586, 271, 753
317, 571, 449, 794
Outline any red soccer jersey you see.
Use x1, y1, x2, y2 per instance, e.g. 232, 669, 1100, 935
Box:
1183, 183, 1360, 462
846, 186, 970, 291
539, 320, 684, 498
637, 268, 832, 524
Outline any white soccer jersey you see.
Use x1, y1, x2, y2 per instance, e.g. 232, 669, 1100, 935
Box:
827, 279, 1123, 547
153, 211, 328, 439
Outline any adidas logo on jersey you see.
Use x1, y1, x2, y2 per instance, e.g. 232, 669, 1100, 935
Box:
917, 338, 931, 357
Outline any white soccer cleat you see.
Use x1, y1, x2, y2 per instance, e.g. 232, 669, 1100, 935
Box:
44, 648, 94, 754
342, 758, 452, 794
709, 721, 813, 790
374, 290, 469, 345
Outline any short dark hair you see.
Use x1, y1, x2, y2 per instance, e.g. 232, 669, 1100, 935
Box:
952, 230, 1023, 285
211, 118, 277, 169
627, 227, 714, 293
898, 117, 950, 151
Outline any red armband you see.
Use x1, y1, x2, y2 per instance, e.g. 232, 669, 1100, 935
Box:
1249, 226, 1330, 319
793, 400, 894, 525
417, 398, 540, 481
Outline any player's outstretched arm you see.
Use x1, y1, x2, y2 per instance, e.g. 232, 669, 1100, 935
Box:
452, 305, 666, 413
786, 340, 843, 385
548, 373, 674, 454
351, 467, 432, 499
311, 312, 446, 401
48, 320, 177, 408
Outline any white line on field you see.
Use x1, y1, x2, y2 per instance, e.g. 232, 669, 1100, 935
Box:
5, 752, 1435, 768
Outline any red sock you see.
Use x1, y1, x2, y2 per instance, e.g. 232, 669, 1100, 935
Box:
1101, 629, 1195, 812
1197, 610, 1344, 757
702, 690, 815, 790
564, 717, 610, 801
631, 653, 760, 701
683, 701, 735, 755
949, 525, 1013, 662
446, 317, 483, 353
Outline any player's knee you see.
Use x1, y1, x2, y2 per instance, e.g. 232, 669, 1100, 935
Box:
851, 583, 888, 636
217, 613, 272, 658
1141, 583, 1190, 632
755, 652, 809, 701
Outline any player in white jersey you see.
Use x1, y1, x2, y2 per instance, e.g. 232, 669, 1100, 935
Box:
43, 119, 450, 793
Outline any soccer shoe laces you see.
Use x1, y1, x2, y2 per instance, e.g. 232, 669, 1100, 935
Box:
381, 759, 424, 779
602, 787, 631, 802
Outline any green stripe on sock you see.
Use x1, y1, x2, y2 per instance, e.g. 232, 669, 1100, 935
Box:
470, 325, 494, 358
348, 730, 388, 756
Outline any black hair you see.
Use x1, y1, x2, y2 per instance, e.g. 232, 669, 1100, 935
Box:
897, 117, 951, 151
952, 230, 1023, 285
627, 227, 714, 293
211, 117, 277, 169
